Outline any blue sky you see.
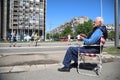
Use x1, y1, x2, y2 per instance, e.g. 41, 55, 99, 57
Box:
46, 0, 119, 32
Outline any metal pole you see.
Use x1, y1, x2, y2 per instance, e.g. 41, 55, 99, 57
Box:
45, 0, 47, 41
43, 0, 44, 40
11, 0, 14, 34
100, 0, 102, 17
28, 0, 30, 36
114, 0, 119, 47
38, 0, 40, 36
0, 0, 1, 39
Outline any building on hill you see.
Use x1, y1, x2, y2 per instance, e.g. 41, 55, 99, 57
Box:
49, 16, 116, 37
49, 16, 89, 34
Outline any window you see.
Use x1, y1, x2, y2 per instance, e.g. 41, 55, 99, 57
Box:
40, 0, 43, 2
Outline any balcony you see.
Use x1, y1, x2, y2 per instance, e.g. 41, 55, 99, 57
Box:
25, 9, 29, 13
30, 0, 34, 1
35, 0, 40, 2
13, 17, 18, 20
13, 22, 18, 24
25, 3, 29, 7
30, 7, 34, 11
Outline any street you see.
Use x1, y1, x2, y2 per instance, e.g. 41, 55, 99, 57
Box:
0, 41, 114, 48
0, 46, 67, 54
0, 41, 120, 80
0, 41, 114, 54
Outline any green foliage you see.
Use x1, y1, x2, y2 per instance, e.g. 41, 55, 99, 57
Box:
74, 20, 93, 37
108, 31, 115, 40
103, 47, 120, 55
53, 33, 60, 38
51, 19, 93, 39
61, 26, 73, 37
46, 33, 50, 39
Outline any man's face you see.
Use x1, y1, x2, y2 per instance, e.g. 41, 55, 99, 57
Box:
93, 19, 101, 27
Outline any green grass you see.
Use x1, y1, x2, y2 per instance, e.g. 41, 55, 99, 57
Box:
103, 47, 120, 55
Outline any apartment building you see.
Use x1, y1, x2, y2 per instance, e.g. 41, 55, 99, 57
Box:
0, 0, 46, 41
106, 24, 115, 32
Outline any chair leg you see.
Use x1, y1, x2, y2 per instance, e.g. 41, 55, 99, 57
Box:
77, 54, 102, 77
93, 55, 102, 76
98, 55, 102, 74
77, 54, 86, 73
77, 54, 84, 73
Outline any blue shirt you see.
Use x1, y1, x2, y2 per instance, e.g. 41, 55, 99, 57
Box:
82, 28, 103, 45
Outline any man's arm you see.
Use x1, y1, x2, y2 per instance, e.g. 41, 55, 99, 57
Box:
82, 29, 103, 45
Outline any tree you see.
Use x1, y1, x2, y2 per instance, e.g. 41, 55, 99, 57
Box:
108, 31, 115, 41
74, 20, 93, 37
61, 26, 73, 37
46, 33, 51, 39
53, 33, 60, 39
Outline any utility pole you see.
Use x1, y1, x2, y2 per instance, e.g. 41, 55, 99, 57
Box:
114, 0, 119, 47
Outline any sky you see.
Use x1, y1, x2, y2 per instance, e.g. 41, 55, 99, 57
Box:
46, 0, 119, 32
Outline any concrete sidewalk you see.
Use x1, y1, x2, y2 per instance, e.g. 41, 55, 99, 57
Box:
0, 51, 65, 73
1, 61, 120, 80
0, 50, 120, 74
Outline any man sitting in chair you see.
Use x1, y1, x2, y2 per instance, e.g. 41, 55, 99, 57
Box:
58, 17, 108, 72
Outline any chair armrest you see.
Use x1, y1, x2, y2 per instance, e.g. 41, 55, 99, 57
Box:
81, 44, 100, 47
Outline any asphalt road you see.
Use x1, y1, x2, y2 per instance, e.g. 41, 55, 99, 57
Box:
0, 41, 114, 47
0, 47, 67, 54
0, 41, 114, 55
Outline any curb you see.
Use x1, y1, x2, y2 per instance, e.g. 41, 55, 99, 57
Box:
0, 63, 62, 74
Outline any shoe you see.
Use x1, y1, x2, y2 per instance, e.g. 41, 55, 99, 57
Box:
58, 67, 70, 72
70, 63, 78, 68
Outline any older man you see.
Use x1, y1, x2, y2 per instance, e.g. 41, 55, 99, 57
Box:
58, 17, 108, 72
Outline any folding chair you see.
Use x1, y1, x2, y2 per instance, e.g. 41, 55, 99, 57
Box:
77, 36, 106, 77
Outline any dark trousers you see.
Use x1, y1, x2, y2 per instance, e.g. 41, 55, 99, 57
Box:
63, 46, 99, 68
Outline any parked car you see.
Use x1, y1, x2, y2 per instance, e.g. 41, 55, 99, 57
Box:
59, 37, 68, 42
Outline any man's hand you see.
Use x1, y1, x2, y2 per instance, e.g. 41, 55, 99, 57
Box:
80, 33, 87, 38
